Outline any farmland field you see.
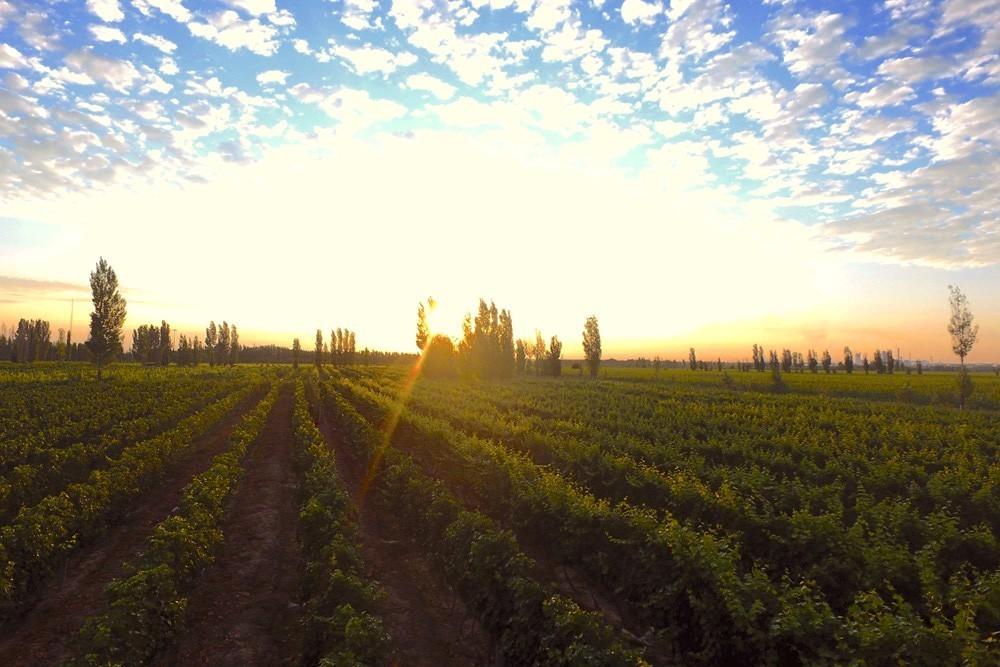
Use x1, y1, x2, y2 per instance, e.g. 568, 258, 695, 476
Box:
1, 362, 999, 666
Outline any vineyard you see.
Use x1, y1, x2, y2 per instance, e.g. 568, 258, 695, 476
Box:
0, 362, 998, 665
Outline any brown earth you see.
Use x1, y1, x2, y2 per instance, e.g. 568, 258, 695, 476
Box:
312, 384, 492, 667
156, 386, 305, 667
0, 389, 265, 667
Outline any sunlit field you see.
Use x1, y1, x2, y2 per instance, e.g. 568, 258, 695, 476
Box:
2, 361, 999, 665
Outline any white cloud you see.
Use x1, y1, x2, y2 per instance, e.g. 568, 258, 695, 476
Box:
224, 0, 275, 16
877, 56, 954, 84
188, 10, 280, 56
313, 88, 408, 131
256, 69, 289, 85
330, 43, 418, 75
406, 73, 456, 100
851, 82, 915, 108
133, 0, 191, 23
769, 11, 848, 77
0, 43, 28, 69
90, 24, 127, 43
621, 0, 661, 25
342, 0, 380, 30
64, 49, 141, 92
133, 32, 177, 53
87, 0, 124, 22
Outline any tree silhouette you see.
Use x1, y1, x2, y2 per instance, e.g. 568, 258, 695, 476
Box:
315, 329, 324, 367
292, 338, 301, 369
843, 346, 853, 374
582, 315, 601, 378
85, 258, 127, 381
547, 335, 562, 377
205, 322, 217, 366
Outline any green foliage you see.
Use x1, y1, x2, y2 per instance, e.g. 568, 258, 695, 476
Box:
68, 383, 280, 665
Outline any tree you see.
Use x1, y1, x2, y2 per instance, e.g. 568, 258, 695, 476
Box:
159, 320, 171, 365
843, 346, 853, 374
821, 349, 832, 374
229, 325, 239, 365
423, 334, 457, 378
416, 301, 429, 351
582, 315, 601, 378
863, 355, 870, 374
315, 329, 324, 367
688, 347, 697, 371
205, 322, 217, 366
807, 350, 818, 373
547, 335, 563, 377
533, 330, 546, 376
781, 349, 792, 373
193, 336, 201, 365
292, 338, 301, 369
515, 339, 527, 374
498, 309, 515, 378
216, 322, 230, 367
948, 285, 979, 409
85, 257, 127, 381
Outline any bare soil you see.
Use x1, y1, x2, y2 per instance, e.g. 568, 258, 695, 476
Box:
313, 385, 492, 667
0, 390, 264, 667
156, 386, 305, 667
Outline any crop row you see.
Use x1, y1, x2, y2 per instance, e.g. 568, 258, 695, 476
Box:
350, 368, 1000, 621
68, 383, 281, 665
0, 378, 241, 522
329, 371, 1000, 665
0, 375, 268, 618
293, 376, 393, 665
312, 372, 648, 665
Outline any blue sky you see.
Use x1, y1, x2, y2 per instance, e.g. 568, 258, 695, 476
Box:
0, 0, 997, 359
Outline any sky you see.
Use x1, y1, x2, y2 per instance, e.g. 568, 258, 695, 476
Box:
0, 0, 997, 362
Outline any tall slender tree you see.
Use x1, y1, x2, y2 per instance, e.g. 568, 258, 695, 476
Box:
229, 325, 239, 365
85, 258, 127, 381
292, 338, 301, 369
582, 315, 601, 378
547, 335, 563, 377
948, 285, 979, 409
205, 322, 217, 366
315, 329, 324, 367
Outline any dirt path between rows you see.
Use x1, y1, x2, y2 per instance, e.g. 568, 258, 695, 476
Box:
358, 396, 660, 662
156, 385, 304, 667
0, 389, 265, 667
312, 384, 492, 667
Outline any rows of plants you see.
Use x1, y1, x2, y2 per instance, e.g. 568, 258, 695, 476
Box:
355, 368, 1000, 645
350, 367, 1000, 536
314, 374, 649, 665
0, 372, 271, 619
330, 371, 1000, 665
67, 383, 281, 665
0, 377, 243, 522
0, 366, 243, 457
293, 376, 392, 666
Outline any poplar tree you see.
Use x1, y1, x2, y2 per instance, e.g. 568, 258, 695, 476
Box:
843, 346, 853, 374
229, 325, 239, 365
205, 322, 217, 366
547, 335, 562, 377
85, 257, 127, 381
292, 338, 301, 369
533, 330, 546, 376
315, 329, 324, 367
159, 320, 171, 365
416, 302, 429, 351
582, 315, 601, 378
948, 285, 978, 408
821, 349, 832, 373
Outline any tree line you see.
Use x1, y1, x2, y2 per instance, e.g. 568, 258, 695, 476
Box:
414, 298, 603, 380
